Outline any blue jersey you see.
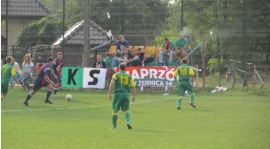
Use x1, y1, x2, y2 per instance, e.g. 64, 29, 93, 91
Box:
52, 58, 64, 76
35, 63, 51, 83
116, 40, 129, 51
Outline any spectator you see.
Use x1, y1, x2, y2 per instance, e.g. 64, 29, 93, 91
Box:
159, 38, 175, 65
21, 54, 34, 89
174, 32, 189, 63
10, 59, 22, 88
93, 54, 107, 68
113, 35, 129, 57
111, 47, 133, 68
127, 46, 145, 67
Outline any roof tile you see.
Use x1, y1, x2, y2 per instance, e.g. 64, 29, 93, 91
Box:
53, 20, 117, 46
1, 0, 51, 17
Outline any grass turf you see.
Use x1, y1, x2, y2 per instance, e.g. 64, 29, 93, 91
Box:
1, 88, 270, 149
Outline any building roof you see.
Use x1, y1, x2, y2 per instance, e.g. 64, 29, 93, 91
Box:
1, 0, 51, 18
53, 20, 116, 46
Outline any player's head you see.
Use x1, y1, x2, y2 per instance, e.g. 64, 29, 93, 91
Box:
47, 57, 54, 66
178, 32, 184, 39
57, 52, 63, 59
23, 54, 32, 64
6, 56, 14, 64
165, 38, 169, 43
96, 54, 102, 62
181, 58, 187, 64
119, 35, 125, 42
119, 63, 126, 71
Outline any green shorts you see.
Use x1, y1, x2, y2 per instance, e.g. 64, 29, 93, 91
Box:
1, 81, 9, 94
112, 92, 130, 112
178, 81, 193, 96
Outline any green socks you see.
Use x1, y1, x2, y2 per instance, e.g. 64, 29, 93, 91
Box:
190, 94, 195, 103
177, 98, 182, 107
125, 112, 130, 124
112, 114, 118, 128
112, 112, 131, 129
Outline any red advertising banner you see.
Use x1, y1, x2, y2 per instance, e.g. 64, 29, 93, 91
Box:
116, 66, 179, 86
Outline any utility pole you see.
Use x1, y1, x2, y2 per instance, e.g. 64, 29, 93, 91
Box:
83, 0, 90, 67
181, 0, 183, 31
62, 0, 65, 57
242, 0, 246, 69
6, 0, 8, 59
121, 0, 124, 34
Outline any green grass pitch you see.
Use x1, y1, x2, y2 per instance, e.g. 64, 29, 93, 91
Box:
1, 88, 270, 149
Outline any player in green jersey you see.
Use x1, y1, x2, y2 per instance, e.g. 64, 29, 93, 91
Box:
1, 56, 20, 100
108, 63, 136, 129
173, 58, 196, 110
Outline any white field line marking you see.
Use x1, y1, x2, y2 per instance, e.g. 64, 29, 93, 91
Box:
1, 98, 167, 113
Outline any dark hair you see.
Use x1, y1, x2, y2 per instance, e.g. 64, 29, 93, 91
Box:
181, 58, 187, 64
47, 57, 54, 62
137, 48, 141, 51
119, 63, 126, 71
6, 56, 13, 63
165, 38, 169, 41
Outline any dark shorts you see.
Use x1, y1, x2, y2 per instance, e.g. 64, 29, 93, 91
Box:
112, 92, 130, 112
1, 81, 9, 94
178, 81, 194, 96
51, 74, 62, 83
33, 80, 50, 91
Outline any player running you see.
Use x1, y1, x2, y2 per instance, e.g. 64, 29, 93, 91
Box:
23, 57, 55, 106
51, 52, 64, 97
108, 63, 136, 129
174, 58, 196, 110
1, 56, 20, 100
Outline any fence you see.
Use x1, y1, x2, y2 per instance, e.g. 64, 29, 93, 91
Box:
2, 0, 269, 91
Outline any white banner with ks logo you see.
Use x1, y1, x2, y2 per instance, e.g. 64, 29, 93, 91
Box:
83, 68, 108, 88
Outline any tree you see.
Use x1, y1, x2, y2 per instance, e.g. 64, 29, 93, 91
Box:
16, 14, 63, 50
65, 0, 169, 34
166, 0, 269, 66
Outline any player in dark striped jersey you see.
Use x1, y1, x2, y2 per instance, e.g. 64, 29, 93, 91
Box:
23, 57, 55, 106
51, 52, 64, 97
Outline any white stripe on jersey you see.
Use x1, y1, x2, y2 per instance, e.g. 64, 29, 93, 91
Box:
44, 68, 50, 72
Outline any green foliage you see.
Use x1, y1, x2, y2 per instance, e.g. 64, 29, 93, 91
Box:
166, 0, 270, 66
1, 20, 6, 26
154, 30, 177, 46
2, 88, 270, 148
16, 14, 63, 50
207, 57, 226, 74
65, 0, 169, 34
